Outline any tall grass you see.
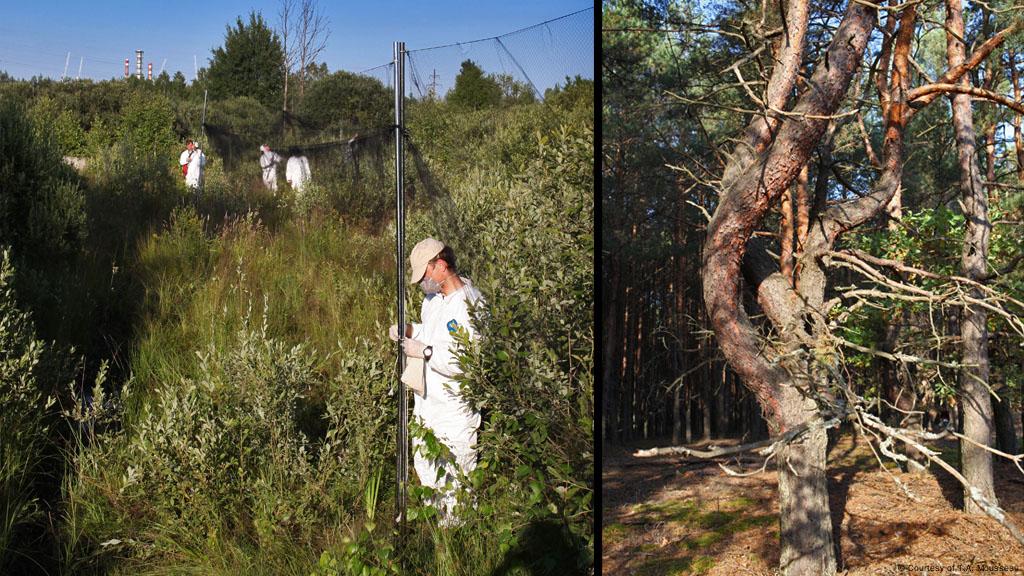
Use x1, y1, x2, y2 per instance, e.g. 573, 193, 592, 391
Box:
4, 89, 596, 575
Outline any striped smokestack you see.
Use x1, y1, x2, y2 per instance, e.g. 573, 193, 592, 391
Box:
135, 49, 143, 79
124, 58, 129, 78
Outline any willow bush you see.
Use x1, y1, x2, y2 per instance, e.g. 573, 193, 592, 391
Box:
0, 251, 56, 571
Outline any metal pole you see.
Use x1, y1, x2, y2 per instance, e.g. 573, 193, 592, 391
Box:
200, 89, 208, 142
393, 41, 408, 532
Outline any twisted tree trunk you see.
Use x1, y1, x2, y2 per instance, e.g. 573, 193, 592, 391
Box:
702, 3, 876, 574
694, 0, 1017, 571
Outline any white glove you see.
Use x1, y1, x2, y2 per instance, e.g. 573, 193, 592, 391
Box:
402, 338, 427, 359
389, 324, 400, 342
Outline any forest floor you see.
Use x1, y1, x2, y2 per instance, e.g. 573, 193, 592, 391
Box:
603, 430, 1024, 575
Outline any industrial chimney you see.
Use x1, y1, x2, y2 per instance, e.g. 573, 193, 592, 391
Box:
148, 62, 153, 80
135, 49, 143, 79
124, 58, 129, 78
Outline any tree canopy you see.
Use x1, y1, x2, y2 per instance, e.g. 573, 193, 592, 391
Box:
298, 70, 390, 134
207, 12, 286, 110
447, 59, 502, 109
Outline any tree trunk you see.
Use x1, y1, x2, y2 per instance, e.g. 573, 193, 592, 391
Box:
685, 382, 693, 444
283, 70, 290, 114
622, 261, 636, 442
672, 380, 683, 445
712, 364, 729, 436
1010, 49, 1024, 182
777, 386, 835, 575
702, 374, 712, 441
700, 3, 876, 574
716, 368, 729, 437
780, 186, 795, 285
884, 318, 928, 472
947, 0, 998, 515
794, 164, 810, 255
993, 379, 1018, 454
602, 258, 621, 446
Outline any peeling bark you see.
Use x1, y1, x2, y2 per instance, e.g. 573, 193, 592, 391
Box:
704, 1, 875, 426
692, 2, 1020, 572
702, 3, 877, 574
781, 186, 796, 285
795, 164, 810, 256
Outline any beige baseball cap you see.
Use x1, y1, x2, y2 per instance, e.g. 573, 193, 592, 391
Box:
409, 238, 445, 284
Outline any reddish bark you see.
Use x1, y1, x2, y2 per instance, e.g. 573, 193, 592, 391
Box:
780, 186, 796, 285
703, 4, 878, 574
794, 164, 810, 254
1010, 49, 1024, 182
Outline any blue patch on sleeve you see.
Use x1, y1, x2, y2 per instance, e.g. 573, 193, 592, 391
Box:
447, 319, 460, 333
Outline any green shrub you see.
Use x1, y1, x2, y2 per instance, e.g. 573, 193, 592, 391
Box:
0, 250, 55, 570
455, 122, 594, 572
299, 71, 391, 137
0, 97, 87, 263
28, 95, 86, 156
67, 306, 398, 574
56, 83, 593, 576
398, 103, 594, 573
117, 92, 178, 161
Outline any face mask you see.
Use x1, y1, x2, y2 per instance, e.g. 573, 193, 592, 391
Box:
420, 276, 441, 295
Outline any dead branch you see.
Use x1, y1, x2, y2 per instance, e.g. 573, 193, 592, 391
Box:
909, 83, 1024, 114
634, 418, 839, 459
857, 409, 1024, 545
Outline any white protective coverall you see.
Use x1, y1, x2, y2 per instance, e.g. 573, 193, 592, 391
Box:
285, 155, 311, 193
259, 148, 282, 192
409, 278, 484, 523
178, 147, 206, 190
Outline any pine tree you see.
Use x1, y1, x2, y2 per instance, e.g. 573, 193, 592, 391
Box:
207, 12, 286, 110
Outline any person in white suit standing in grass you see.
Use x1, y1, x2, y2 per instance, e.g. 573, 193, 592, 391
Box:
285, 147, 311, 194
390, 238, 485, 526
178, 138, 206, 195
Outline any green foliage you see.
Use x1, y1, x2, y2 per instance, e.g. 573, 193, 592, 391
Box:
116, 91, 179, 159
404, 106, 594, 571
544, 76, 593, 111
311, 468, 399, 576
204, 95, 277, 168
0, 251, 53, 570
207, 11, 286, 110
84, 115, 117, 156
299, 71, 391, 135
0, 98, 86, 262
0, 58, 594, 575
66, 307, 397, 573
447, 60, 502, 110
28, 95, 86, 155
492, 73, 537, 105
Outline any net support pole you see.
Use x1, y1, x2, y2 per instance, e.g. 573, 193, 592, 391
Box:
393, 41, 409, 534
201, 89, 208, 143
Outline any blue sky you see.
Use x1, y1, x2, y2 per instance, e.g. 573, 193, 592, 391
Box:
0, 1, 593, 92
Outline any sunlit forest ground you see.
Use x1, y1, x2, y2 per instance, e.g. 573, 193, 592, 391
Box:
603, 429, 1024, 575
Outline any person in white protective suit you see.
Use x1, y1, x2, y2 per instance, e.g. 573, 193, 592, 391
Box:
259, 144, 282, 192
389, 238, 484, 526
178, 139, 206, 192
285, 147, 311, 193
